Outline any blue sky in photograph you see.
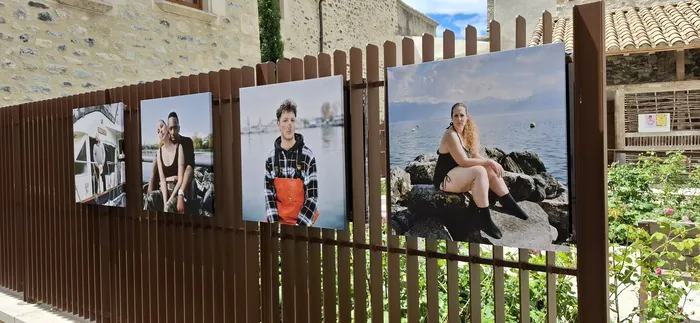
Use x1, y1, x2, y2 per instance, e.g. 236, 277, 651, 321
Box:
239, 75, 344, 124
402, 0, 488, 38
140, 92, 213, 146
386, 43, 567, 121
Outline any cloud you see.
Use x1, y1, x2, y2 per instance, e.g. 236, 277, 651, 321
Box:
387, 43, 567, 104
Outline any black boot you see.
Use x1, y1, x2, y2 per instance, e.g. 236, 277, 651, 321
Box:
476, 206, 503, 240
498, 193, 529, 220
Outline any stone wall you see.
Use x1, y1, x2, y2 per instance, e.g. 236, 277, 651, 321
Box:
685, 49, 700, 80
280, 0, 397, 61
606, 51, 676, 86
0, 0, 260, 107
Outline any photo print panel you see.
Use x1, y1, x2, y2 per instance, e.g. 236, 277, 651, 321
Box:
386, 43, 573, 252
73, 102, 127, 208
140, 92, 215, 217
239, 75, 349, 231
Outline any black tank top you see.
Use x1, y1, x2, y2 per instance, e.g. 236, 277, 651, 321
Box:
432, 129, 473, 189
160, 144, 180, 179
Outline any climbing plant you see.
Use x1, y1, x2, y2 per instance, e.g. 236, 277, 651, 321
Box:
258, 0, 285, 64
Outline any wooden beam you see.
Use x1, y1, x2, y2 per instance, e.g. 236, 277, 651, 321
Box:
614, 89, 626, 164
677, 50, 686, 81
607, 79, 700, 94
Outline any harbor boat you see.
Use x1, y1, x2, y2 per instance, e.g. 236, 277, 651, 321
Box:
73, 104, 126, 207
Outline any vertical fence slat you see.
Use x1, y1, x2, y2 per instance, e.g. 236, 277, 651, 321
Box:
573, 2, 609, 323
400, 37, 420, 323
303, 54, 324, 323
334, 49, 352, 323
515, 14, 532, 323
290, 57, 311, 323
488, 20, 507, 323
275, 59, 296, 323
143, 80, 157, 323
440, 29, 461, 323
217, 67, 235, 323
464, 24, 482, 323
319, 52, 338, 323
350, 46, 368, 323
208, 69, 225, 323
421, 32, 440, 323
240, 65, 262, 323
366, 43, 384, 323
114, 85, 126, 323
129, 82, 141, 323
234, 67, 250, 323
382, 40, 401, 323
148, 80, 164, 323
540, 11, 560, 323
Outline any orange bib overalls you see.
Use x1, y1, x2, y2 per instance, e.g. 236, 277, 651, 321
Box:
270, 150, 320, 226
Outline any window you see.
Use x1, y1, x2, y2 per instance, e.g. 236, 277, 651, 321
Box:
168, 0, 202, 10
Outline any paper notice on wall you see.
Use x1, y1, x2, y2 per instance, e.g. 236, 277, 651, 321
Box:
638, 113, 671, 133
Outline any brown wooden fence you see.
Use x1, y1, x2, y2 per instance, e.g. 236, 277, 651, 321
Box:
0, 2, 608, 322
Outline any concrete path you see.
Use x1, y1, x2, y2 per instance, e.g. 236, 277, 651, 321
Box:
0, 287, 89, 323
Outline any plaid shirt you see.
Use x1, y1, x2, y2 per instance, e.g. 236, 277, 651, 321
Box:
264, 142, 319, 226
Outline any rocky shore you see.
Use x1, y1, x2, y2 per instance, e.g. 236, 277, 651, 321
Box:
389, 147, 572, 251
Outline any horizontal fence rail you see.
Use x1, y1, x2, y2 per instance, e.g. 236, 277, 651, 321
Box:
0, 3, 607, 323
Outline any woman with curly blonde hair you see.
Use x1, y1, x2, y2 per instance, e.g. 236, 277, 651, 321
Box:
432, 102, 529, 240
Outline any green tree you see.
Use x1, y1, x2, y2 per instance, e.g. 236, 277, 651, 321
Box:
258, 0, 284, 63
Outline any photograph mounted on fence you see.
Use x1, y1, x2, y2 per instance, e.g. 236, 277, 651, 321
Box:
386, 43, 573, 252
140, 92, 215, 217
239, 75, 349, 230
73, 102, 127, 208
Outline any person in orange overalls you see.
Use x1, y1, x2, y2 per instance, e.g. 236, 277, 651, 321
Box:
264, 99, 320, 226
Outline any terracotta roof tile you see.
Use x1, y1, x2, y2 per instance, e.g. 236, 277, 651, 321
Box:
529, 0, 700, 53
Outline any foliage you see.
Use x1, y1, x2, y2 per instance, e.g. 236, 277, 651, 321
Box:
258, 0, 284, 63
607, 151, 700, 322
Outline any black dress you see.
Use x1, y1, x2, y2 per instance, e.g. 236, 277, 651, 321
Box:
432, 130, 473, 190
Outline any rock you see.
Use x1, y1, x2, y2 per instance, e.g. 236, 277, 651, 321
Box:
38, 12, 52, 22
0, 32, 13, 41
2, 58, 17, 69
82, 82, 95, 88
482, 146, 506, 163
85, 38, 94, 47
502, 172, 545, 202
393, 184, 566, 251
14, 8, 28, 20
64, 56, 83, 65
20, 34, 29, 42
534, 172, 561, 199
57, 44, 66, 51
28, 1, 49, 9
389, 166, 411, 205
405, 160, 435, 185
20, 47, 38, 56
160, 20, 169, 28
62, 81, 72, 87
506, 151, 547, 175
47, 30, 64, 38
73, 69, 89, 78
30, 85, 51, 94
539, 198, 570, 244
73, 49, 88, 56
501, 155, 524, 173
0, 17, 5, 24
1, 86, 11, 93
45, 63, 66, 74
404, 185, 471, 215
35, 38, 51, 48
68, 24, 87, 36
414, 153, 438, 163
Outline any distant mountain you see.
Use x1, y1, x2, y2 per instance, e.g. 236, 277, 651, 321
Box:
388, 89, 567, 123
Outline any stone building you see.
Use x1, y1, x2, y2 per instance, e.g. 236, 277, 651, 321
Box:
0, 0, 436, 107
525, 0, 700, 163
0, 0, 260, 107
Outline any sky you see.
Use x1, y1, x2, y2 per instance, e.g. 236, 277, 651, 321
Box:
140, 92, 214, 146
387, 42, 566, 105
239, 75, 344, 124
402, 0, 488, 38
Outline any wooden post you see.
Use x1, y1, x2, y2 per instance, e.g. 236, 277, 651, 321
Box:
677, 50, 685, 81
573, 2, 610, 322
614, 89, 627, 164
